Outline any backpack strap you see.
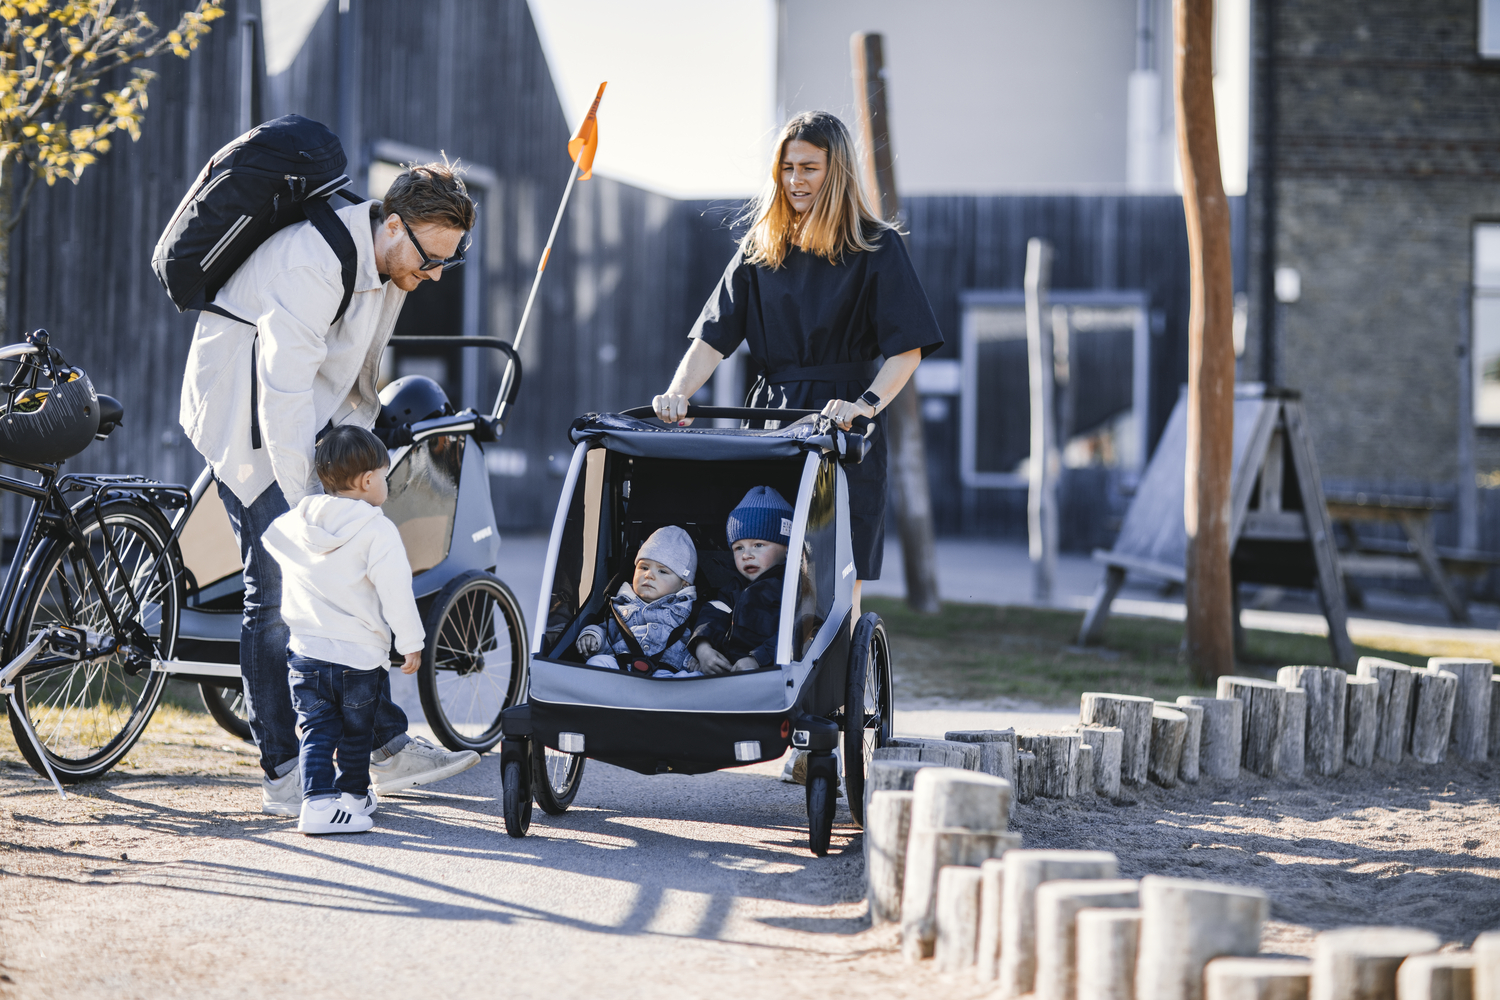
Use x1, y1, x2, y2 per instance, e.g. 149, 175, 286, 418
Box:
302, 197, 357, 323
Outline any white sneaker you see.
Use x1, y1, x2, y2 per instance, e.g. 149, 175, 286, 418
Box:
369, 736, 479, 794
262, 766, 302, 817
298, 793, 374, 835
346, 789, 378, 817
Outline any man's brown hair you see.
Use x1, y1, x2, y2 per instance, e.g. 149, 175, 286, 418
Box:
315, 425, 389, 494
381, 162, 476, 232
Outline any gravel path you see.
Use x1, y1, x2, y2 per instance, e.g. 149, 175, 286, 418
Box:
1, 701, 1497, 998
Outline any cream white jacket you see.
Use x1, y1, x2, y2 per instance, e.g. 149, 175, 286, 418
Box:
262, 496, 425, 667
179, 200, 407, 507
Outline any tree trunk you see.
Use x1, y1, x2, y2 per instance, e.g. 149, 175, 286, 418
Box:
1175, 0, 1236, 682
850, 31, 941, 614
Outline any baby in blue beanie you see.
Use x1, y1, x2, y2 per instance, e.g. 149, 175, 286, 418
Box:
577, 525, 701, 675
690, 486, 794, 674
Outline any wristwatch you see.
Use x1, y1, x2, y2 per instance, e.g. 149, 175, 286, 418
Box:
858, 390, 881, 410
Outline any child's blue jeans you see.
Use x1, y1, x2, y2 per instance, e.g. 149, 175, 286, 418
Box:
287, 653, 381, 800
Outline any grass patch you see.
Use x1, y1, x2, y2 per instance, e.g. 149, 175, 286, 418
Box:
867, 597, 1436, 708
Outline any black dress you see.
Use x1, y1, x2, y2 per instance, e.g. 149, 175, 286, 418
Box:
689, 229, 944, 579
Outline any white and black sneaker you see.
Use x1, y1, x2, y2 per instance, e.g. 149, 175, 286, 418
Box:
297, 793, 375, 835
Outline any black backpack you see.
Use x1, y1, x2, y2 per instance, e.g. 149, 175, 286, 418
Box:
152, 114, 362, 324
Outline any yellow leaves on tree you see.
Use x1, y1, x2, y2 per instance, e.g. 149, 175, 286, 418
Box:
0, 1, 223, 193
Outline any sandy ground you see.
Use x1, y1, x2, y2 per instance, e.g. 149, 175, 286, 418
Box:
1, 700, 1497, 998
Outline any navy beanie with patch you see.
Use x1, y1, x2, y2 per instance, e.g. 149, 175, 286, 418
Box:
726, 486, 794, 546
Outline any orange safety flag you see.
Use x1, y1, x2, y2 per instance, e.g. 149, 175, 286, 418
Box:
567, 81, 607, 180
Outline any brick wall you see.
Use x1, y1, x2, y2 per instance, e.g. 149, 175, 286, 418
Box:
1249, 0, 1500, 483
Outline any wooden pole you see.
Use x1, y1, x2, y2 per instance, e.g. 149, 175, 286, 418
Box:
850, 32, 942, 614
1175, 0, 1236, 681
1026, 239, 1059, 603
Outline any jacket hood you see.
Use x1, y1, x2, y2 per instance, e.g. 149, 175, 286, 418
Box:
275, 495, 384, 555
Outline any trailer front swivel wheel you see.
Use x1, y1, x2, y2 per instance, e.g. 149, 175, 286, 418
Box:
501, 738, 533, 838
804, 750, 839, 857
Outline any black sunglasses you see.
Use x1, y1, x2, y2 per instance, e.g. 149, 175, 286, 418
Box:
401, 217, 469, 271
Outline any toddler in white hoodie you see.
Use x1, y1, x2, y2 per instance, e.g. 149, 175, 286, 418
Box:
262, 425, 424, 835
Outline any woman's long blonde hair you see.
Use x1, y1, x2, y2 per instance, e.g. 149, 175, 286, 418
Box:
740, 111, 888, 269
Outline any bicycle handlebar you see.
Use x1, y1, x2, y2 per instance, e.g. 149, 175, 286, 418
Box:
386, 335, 523, 426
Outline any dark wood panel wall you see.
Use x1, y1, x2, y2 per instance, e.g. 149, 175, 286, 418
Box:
3, 0, 1236, 547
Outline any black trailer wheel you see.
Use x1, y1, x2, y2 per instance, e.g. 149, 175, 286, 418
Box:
807, 774, 835, 856
199, 683, 251, 741
842, 612, 893, 828
418, 571, 529, 754
502, 758, 532, 837
531, 740, 585, 815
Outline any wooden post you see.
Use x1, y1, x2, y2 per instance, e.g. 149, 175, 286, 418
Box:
1204, 957, 1312, 999
1080, 692, 1155, 786
1218, 676, 1285, 777
1019, 733, 1080, 799
1357, 657, 1415, 763
1475, 931, 1500, 1000
946, 729, 1019, 782
1429, 657, 1493, 761
1080, 726, 1124, 799
1175, 0, 1236, 682
902, 769, 1016, 961
977, 858, 1006, 982
1344, 675, 1379, 767
1076, 908, 1143, 1000
850, 32, 941, 614
1277, 687, 1307, 779
1148, 706, 1190, 788
1397, 953, 1476, 1000
997, 850, 1120, 999
1136, 876, 1267, 1000
1277, 666, 1346, 776
1026, 238, 1060, 603
1310, 926, 1439, 1000
1159, 701, 1204, 783
1035, 880, 1140, 1000
1409, 669, 1458, 765
1016, 750, 1038, 803
934, 865, 985, 975
867, 789, 914, 926
1178, 696, 1244, 779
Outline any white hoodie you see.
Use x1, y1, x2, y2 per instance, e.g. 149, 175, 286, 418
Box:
262, 495, 424, 669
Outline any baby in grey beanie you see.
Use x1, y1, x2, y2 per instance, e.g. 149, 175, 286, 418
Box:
576, 525, 701, 674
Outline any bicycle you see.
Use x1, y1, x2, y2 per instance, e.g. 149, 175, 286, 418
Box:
0, 330, 188, 794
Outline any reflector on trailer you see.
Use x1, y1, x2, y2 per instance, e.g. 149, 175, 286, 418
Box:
558, 732, 585, 753
734, 741, 761, 762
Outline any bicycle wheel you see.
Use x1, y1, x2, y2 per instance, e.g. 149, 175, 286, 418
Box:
198, 682, 251, 741
417, 570, 528, 753
842, 613, 892, 828
7, 501, 180, 781
530, 738, 585, 815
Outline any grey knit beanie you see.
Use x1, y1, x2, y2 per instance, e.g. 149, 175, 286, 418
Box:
726, 486, 794, 546
636, 525, 697, 583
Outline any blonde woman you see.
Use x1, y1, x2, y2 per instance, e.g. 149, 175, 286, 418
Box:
653, 111, 943, 596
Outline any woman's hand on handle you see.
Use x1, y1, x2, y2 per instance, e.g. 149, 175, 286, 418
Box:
652, 392, 694, 425
654, 339, 725, 426
821, 397, 877, 431
823, 348, 925, 429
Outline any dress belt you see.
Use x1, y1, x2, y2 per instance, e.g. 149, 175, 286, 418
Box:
763, 360, 880, 385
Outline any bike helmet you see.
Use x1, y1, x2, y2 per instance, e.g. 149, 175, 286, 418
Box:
376, 375, 453, 432
0, 366, 100, 466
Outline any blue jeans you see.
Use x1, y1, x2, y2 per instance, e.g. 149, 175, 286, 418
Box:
288, 654, 381, 799
218, 480, 411, 779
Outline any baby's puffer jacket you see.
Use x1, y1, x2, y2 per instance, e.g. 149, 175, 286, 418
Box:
580, 582, 699, 671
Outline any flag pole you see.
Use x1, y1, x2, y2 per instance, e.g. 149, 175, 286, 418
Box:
493, 83, 605, 423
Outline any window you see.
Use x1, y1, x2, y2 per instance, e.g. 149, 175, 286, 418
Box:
1472, 224, 1500, 425
1482, 0, 1500, 57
